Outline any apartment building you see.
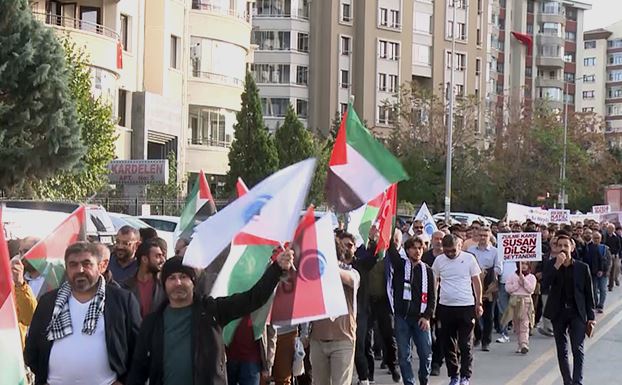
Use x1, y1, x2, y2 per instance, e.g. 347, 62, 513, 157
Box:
489, 0, 590, 127
577, 20, 622, 147
30, 0, 254, 188
251, 0, 310, 131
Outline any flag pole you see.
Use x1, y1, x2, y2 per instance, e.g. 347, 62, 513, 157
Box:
444, 0, 457, 223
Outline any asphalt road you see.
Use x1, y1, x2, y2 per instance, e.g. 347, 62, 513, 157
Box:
369, 287, 622, 385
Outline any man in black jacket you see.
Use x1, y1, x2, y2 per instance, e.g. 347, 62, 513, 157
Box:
388, 236, 436, 385
123, 239, 167, 318
126, 251, 294, 385
543, 232, 595, 385
25, 242, 142, 385
603, 223, 621, 290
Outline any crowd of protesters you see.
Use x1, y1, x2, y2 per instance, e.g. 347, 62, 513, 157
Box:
6, 214, 618, 385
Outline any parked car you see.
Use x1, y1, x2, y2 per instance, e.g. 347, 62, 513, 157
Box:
2, 201, 117, 245
108, 212, 153, 231
137, 215, 181, 252
432, 212, 491, 226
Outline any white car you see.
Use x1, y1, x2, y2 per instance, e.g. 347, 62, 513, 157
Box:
136, 215, 180, 254
432, 212, 491, 226
108, 213, 154, 231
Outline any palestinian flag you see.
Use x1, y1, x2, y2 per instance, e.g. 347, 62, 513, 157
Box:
374, 184, 397, 256
236, 177, 249, 197
270, 207, 349, 325
347, 191, 385, 247
326, 102, 408, 213
0, 206, 27, 385
176, 170, 216, 239
22, 206, 86, 292
211, 232, 279, 345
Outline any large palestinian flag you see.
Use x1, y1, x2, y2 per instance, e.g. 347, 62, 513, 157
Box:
0, 206, 27, 385
326, 102, 408, 213
22, 206, 86, 293
270, 207, 349, 325
176, 170, 216, 240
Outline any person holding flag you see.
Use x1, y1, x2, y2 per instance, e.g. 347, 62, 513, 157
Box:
387, 236, 435, 385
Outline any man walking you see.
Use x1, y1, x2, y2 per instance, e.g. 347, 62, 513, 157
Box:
109, 226, 140, 283
25, 242, 142, 385
432, 235, 482, 385
388, 237, 435, 385
123, 240, 167, 318
422, 231, 445, 375
589, 232, 611, 313
543, 232, 595, 385
127, 251, 293, 385
603, 224, 621, 290
468, 227, 502, 352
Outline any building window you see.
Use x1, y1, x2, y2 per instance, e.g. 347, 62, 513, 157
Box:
296, 66, 308, 85
340, 70, 349, 88
582, 90, 595, 99
584, 57, 596, 66
340, 103, 348, 116
341, 2, 351, 22
475, 59, 481, 75
609, 70, 622, 81
296, 99, 308, 118
525, 67, 533, 77
450, 0, 466, 9
564, 72, 575, 82
456, 53, 466, 71
477, 28, 482, 45
456, 84, 465, 97
582, 107, 595, 113
414, 12, 432, 34
609, 39, 622, 49
457, 23, 466, 40
527, 0, 534, 12
379, 40, 387, 58
252, 31, 291, 50
378, 73, 387, 91
390, 9, 400, 28
609, 53, 622, 65
540, 44, 561, 58
413, 44, 431, 65
170, 35, 180, 69
379, 8, 388, 26
585, 41, 596, 49
539, 87, 563, 101
252, 64, 290, 84
526, 24, 534, 34
297, 33, 309, 52
609, 88, 622, 98
583, 74, 596, 83
341, 36, 351, 55
120, 14, 129, 51
540, 22, 562, 37
447, 21, 454, 38
378, 105, 392, 125
564, 53, 575, 62
261, 98, 289, 117
117, 90, 127, 127
566, 7, 577, 20
255, 0, 292, 17
388, 74, 399, 93
541, 1, 562, 14
189, 105, 231, 147
388, 42, 400, 60
565, 31, 576, 42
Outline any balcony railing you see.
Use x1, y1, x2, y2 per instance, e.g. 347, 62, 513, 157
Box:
191, 70, 244, 87
192, 1, 250, 22
32, 12, 119, 40
189, 138, 232, 148
253, 10, 310, 20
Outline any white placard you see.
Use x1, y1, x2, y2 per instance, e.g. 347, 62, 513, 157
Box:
497, 232, 542, 262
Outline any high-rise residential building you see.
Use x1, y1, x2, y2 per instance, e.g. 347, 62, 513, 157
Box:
489, 0, 591, 128
30, 0, 254, 189
251, 0, 311, 131
577, 20, 622, 147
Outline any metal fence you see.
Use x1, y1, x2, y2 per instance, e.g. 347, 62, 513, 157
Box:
90, 197, 232, 216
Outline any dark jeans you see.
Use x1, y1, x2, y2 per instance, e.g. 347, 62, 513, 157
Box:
474, 300, 494, 346
437, 304, 475, 379
552, 308, 587, 385
395, 316, 432, 385
227, 360, 261, 385
370, 296, 398, 370
431, 317, 444, 368
355, 310, 374, 381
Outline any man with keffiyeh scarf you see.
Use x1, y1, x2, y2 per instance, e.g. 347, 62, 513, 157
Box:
387, 236, 436, 385
25, 242, 142, 385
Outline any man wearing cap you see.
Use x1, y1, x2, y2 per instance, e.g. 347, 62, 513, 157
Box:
126, 250, 294, 385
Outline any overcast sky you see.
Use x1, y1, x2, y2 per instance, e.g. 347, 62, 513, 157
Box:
583, 0, 621, 31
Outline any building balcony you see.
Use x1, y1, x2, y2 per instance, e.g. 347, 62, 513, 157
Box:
253, 8, 310, 21
190, 71, 244, 88
192, 1, 250, 22
538, 12, 565, 24
186, 143, 231, 176
536, 56, 565, 68
32, 11, 120, 75
538, 33, 565, 46
535, 77, 564, 88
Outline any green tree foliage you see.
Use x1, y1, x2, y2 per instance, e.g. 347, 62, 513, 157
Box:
34, 39, 117, 200
226, 72, 278, 193
0, 0, 84, 194
146, 151, 182, 200
274, 105, 315, 167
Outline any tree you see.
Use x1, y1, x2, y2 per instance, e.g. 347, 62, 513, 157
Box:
34, 39, 117, 200
146, 151, 182, 200
0, 0, 84, 195
226, 72, 278, 193
274, 105, 315, 168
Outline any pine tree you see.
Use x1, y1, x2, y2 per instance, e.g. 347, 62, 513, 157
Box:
34, 39, 117, 200
0, 0, 84, 194
226, 72, 278, 192
274, 104, 315, 168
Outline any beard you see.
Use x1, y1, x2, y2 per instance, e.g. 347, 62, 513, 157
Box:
115, 248, 131, 262
71, 274, 98, 292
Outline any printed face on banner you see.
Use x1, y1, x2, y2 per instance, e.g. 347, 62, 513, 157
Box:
497, 232, 542, 262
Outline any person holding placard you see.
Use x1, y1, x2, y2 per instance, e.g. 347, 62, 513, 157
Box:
503, 262, 537, 354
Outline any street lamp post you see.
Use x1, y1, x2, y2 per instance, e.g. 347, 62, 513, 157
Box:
561, 81, 569, 210
444, 0, 458, 223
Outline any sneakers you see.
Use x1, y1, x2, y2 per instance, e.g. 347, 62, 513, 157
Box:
521, 345, 529, 354
482, 343, 490, 352
596, 307, 604, 314
496, 334, 510, 343
460, 377, 471, 385
449, 377, 460, 385
389, 368, 401, 383
357, 380, 370, 385
473, 339, 481, 347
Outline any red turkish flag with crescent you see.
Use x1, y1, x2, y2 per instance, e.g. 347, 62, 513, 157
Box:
374, 184, 397, 256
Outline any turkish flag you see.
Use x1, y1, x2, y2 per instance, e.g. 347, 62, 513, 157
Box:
374, 184, 398, 256
116, 40, 123, 69
511, 32, 533, 56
